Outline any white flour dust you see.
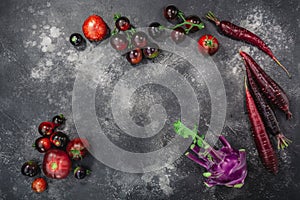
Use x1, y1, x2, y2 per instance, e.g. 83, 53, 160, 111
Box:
141, 164, 175, 196
24, 23, 79, 82
21, 2, 82, 83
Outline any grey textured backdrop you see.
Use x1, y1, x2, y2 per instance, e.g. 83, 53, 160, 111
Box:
0, 0, 300, 199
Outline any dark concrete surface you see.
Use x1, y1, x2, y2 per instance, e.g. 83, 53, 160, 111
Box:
0, 0, 300, 199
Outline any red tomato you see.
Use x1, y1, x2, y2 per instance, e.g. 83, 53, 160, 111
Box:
34, 137, 52, 153
42, 149, 71, 179
38, 121, 55, 136
198, 34, 219, 55
32, 177, 47, 193
66, 138, 89, 160
82, 15, 108, 42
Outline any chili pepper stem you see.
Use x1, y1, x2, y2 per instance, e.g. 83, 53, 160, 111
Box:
273, 57, 291, 78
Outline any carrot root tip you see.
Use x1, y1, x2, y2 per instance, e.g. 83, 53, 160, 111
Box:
273, 57, 291, 78
277, 134, 292, 150
286, 111, 292, 120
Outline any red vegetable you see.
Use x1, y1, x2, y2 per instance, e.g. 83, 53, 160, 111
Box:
206, 12, 290, 77
245, 66, 291, 149
50, 131, 69, 149
32, 177, 47, 193
198, 34, 219, 55
82, 15, 108, 42
244, 77, 278, 174
34, 137, 52, 153
38, 121, 55, 136
66, 138, 89, 160
43, 149, 71, 179
240, 51, 292, 119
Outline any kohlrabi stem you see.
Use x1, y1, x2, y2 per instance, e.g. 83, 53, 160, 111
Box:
185, 152, 208, 168
174, 121, 222, 162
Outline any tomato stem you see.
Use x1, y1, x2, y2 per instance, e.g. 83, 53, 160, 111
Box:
113, 13, 121, 22
111, 27, 118, 36
177, 11, 186, 22
51, 162, 58, 170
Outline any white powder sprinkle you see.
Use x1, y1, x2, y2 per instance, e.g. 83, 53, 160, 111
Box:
141, 164, 176, 196
31, 62, 51, 80
45, 60, 53, 66
40, 35, 55, 52
28, 6, 34, 13
43, 25, 50, 30
50, 26, 61, 38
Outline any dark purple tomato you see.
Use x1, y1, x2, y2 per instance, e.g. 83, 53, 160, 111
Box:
131, 32, 148, 48
50, 132, 69, 149
74, 166, 91, 179
126, 48, 143, 65
163, 5, 179, 21
110, 34, 129, 51
185, 15, 202, 33
38, 121, 55, 137
143, 43, 160, 59
21, 161, 40, 177
116, 16, 131, 31
148, 22, 164, 39
34, 137, 52, 153
171, 27, 186, 44
52, 114, 66, 128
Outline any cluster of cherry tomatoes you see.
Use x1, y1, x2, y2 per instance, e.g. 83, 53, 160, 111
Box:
159, 5, 219, 55
21, 115, 90, 193
147, 5, 205, 44
110, 14, 160, 65
70, 5, 220, 66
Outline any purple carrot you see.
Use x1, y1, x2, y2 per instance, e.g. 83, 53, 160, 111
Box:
245, 66, 291, 149
244, 77, 279, 174
240, 51, 292, 119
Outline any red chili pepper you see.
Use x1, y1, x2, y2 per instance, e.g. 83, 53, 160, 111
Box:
244, 77, 278, 174
245, 66, 291, 149
206, 12, 291, 78
240, 51, 292, 119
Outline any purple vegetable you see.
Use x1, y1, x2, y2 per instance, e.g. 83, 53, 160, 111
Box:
174, 121, 247, 188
